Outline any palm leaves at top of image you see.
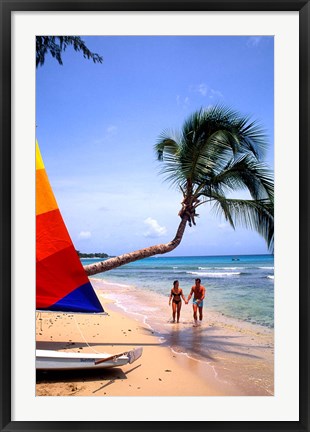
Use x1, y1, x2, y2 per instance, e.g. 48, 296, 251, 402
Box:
155, 105, 274, 251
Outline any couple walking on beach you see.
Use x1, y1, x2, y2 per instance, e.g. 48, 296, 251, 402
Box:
169, 278, 206, 326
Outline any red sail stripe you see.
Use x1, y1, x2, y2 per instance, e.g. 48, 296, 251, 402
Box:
36, 209, 73, 262
36, 245, 90, 309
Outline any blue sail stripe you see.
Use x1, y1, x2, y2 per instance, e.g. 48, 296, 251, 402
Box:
47, 282, 104, 313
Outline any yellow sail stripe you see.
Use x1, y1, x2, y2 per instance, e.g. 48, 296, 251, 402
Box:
36, 140, 44, 170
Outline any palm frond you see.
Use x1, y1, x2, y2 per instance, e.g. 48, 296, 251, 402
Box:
209, 154, 274, 200
211, 195, 274, 251
154, 135, 182, 188
235, 117, 268, 160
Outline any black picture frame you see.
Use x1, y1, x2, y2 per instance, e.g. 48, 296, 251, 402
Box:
1, 0, 309, 431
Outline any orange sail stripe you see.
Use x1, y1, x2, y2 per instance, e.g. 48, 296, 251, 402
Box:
36, 245, 90, 308
36, 209, 73, 262
36, 168, 58, 216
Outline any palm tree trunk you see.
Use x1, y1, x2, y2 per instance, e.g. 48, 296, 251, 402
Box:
83, 215, 188, 276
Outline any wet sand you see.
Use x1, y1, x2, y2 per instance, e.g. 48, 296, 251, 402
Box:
36, 279, 274, 396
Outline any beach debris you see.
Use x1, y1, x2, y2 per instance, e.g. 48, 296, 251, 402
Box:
69, 384, 78, 392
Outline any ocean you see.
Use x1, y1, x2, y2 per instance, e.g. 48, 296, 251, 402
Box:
82, 254, 274, 329
84, 254, 274, 394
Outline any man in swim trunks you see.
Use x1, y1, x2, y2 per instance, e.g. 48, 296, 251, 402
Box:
187, 278, 206, 326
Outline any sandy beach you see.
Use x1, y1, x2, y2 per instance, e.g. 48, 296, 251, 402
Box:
36, 278, 274, 397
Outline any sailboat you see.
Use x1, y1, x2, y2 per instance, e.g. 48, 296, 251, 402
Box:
36, 141, 142, 370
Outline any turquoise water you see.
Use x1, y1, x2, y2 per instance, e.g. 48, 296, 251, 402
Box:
82, 254, 274, 328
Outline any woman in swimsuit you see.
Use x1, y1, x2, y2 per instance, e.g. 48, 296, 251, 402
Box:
169, 280, 187, 323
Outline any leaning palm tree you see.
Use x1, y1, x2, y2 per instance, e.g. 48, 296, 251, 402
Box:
84, 106, 273, 276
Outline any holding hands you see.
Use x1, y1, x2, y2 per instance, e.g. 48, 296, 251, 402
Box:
169, 278, 205, 325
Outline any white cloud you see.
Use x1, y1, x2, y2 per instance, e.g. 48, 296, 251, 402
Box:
176, 95, 190, 109
94, 125, 117, 145
190, 83, 208, 96
106, 125, 117, 135
218, 223, 229, 230
197, 83, 208, 96
190, 83, 224, 100
143, 217, 167, 238
210, 89, 224, 100
78, 231, 92, 239
247, 37, 262, 47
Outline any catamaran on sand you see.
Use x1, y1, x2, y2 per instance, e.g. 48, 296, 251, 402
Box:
36, 348, 143, 371
36, 141, 142, 371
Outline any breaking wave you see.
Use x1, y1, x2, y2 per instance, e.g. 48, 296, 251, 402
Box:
187, 271, 241, 278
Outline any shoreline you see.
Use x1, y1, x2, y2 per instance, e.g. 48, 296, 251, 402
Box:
36, 278, 274, 396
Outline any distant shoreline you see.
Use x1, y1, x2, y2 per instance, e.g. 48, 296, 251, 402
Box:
80, 253, 273, 259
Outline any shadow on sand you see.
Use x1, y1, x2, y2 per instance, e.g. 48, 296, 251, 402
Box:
36, 360, 142, 393
144, 323, 268, 362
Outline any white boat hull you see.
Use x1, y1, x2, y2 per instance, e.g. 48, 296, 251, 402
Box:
36, 347, 143, 371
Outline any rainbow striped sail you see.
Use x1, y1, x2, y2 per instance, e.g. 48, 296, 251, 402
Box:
36, 141, 104, 313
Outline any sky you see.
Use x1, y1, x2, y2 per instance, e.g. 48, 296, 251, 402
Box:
36, 36, 274, 257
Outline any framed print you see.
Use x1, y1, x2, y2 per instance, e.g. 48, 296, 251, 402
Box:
1, 0, 309, 430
